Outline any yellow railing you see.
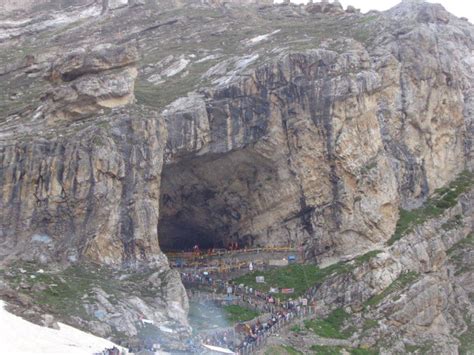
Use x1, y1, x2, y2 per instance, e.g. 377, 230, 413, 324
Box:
180, 259, 269, 274
166, 246, 298, 259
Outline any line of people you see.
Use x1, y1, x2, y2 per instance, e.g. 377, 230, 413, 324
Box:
201, 303, 315, 354
203, 329, 236, 351
183, 271, 315, 313
182, 261, 321, 353
168, 245, 299, 264
95, 346, 122, 355
189, 277, 317, 353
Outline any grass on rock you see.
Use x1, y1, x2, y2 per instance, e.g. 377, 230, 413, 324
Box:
364, 271, 418, 308
458, 315, 474, 355
1, 261, 168, 324
310, 345, 344, 355
233, 263, 351, 299
354, 250, 382, 266
290, 324, 303, 333
349, 349, 379, 355
447, 233, 474, 277
404, 342, 434, 354
304, 308, 354, 339
447, 233, 474, 256
441, 214, 463, 231
233, 251, 382, 299
388, 171, 473, 246
264, 345, 303, 355
362, 319, 379, 332
223, 304, 259, 323
310, 345, 378, 355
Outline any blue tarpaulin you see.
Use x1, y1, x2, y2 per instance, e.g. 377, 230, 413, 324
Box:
176, 258, 185, 267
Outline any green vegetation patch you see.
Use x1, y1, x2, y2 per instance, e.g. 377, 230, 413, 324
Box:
447, 233, 474, 256
233, 263, 352, 299
282, 345, 304, 355
304, 308, 354, 339
404, 342, 434, 354
223, 304, 260, 323
349, 349, 379, 355
388, 171, 474, 246
364, 271, 418, 308
310, 345, 378, 355
458, 315, 474, 355
360, 160, 378, 175
290, 324, 303, 333
1, 261, 169, 324
441, 214, 463, 231
310, 345, 344, 355
265, 345, 303, 355
135, 59, 214, 109
233, 251, 381, 299
2, 263, 109, 320
447, 234, 474, 276
362, 319, 379, 332
354, 250, 382, 267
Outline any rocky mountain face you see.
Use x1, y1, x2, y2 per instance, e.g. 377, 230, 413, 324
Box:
310, 185, 474, 354
261, 177, 473, 353
0, 0, 472, 352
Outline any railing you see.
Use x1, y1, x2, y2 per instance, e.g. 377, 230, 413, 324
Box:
191, 289, 317, 354
170, 250, 304, 272
166, 246, 300, 260
176, 247, 318, 354
236, 306, 315, 354
179, 259, 271, 275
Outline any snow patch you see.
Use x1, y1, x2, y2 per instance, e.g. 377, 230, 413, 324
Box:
147, 73, 165, 85
162, 58, 190, 78
246, 29, 281, 46
0, 300, 126, 354
31, 234, 52, 244
196, 54, 221, 63
235, 54, 260, 70
210, 54, 260, 88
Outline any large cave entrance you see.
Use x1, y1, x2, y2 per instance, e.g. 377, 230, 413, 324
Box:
157, 149, 291, 253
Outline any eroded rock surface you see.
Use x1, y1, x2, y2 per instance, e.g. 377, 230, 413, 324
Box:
0, 0, 472, 352
159, 1, 473, 260
270, 187, 473, 353
0, 41, 189, 349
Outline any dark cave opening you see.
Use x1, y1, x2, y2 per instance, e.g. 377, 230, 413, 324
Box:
157, 209, 225, 252
157, 153, 240, 253
157, 149, 281, 253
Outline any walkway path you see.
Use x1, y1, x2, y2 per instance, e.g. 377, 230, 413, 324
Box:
174, 248, 352, 354
166, 247, 303, 273
186, 287, 318, 354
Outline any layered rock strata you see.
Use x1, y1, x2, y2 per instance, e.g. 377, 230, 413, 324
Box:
0, 0, 472, 351
309, 188, 474, 353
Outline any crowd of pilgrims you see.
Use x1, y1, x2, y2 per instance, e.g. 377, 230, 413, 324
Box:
202, 309, 300, 353
97, 297, 313, 354
181, 267, 316, 353
99, 249, 314, 354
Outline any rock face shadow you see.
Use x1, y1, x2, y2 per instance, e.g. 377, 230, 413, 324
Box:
158, 148, 282, 252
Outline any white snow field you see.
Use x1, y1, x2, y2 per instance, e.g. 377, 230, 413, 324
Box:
0, 300, 126, 354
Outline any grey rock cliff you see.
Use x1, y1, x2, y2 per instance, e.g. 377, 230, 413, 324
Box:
311, 188, 473, 353
0, 0, 472, 351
